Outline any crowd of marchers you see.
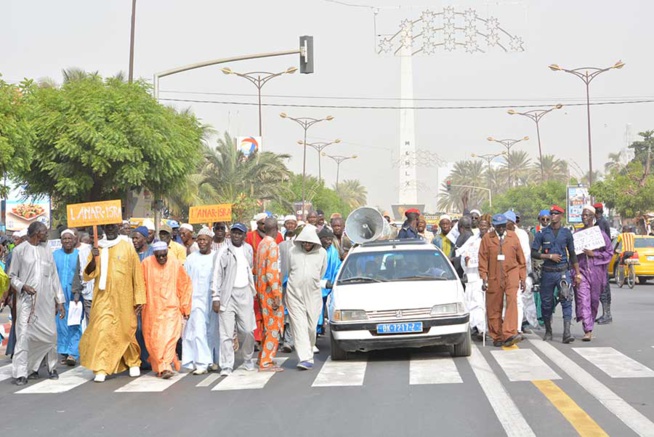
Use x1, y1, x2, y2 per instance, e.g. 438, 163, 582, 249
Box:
0, 202, 625, 386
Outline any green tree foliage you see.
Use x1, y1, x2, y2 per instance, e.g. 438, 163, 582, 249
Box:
19, 71, 204, 204
335, 179, 368, 210
0, 76, 34, 198
490, 180, 567, 227
591, 161, 654, 217
436, 160, 487, 213
269, 173, 353, 218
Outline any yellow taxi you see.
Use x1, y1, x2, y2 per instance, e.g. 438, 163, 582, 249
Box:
608, 235, 654, 283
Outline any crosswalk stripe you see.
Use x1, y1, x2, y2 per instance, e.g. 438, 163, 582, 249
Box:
115, 371, 188, 393
196, 373, 221, 387
0, 364, 13, 383
409, 354, 462, 385
312, 357, 366, 387
491, 348, 561, 382
529, 338, 654, 436
16, 366, 93, 394
573, 347, 654, 378
468, 344, 536, 437
213, 358, 287, 391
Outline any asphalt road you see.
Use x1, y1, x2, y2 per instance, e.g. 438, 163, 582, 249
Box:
1, 283, 654, 437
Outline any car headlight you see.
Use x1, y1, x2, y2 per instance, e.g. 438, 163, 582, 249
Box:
333, 310, 368, 322
430, 303, 465, 316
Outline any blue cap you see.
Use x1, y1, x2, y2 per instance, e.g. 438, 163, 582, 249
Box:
134, 226, 148, 238
538, 209, 551, 217
504, 210, 517, 223
230, 222, 248, 233
492, 214, 507, 226
169, 220, 180, 228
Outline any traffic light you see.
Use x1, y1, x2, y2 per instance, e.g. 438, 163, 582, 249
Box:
300, 36, 314, 74
446, 180, 452, 192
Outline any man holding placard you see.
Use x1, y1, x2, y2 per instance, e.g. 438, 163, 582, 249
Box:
574, 205, 613, 341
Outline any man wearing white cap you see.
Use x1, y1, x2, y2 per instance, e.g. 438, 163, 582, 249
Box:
283, 215, 298, 238
470, 210, 481, 236
142, 219, 157, 245
180, 223, 199, 255
432, 215, 454, 257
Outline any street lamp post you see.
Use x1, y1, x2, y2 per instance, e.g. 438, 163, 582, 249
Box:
508, 104, 563, 180
471, 152, 504, 186
280, 113, 334, 219
486, 136, 529, 187
549, 61, 625, 185
297, 139, 341, 183
323, 154, 357, 188
222, 67, 297, 137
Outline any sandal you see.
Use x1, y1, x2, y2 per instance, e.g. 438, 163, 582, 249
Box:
65, 356, 77, 366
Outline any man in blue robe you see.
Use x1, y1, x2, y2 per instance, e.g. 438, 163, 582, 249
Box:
317, 227, 342, 337
53, 229, 83, 366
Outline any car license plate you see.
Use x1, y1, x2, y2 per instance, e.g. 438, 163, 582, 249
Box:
648, 256, 654, 261
376, 322, 423, 334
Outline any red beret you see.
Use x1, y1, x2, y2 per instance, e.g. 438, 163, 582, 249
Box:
593, 202, 603, 209
405, 208, 420, 216
550, 205, 565, 213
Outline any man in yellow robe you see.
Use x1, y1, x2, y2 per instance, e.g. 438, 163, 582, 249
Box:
141, 241, 192, 379
79, 223, 146, 383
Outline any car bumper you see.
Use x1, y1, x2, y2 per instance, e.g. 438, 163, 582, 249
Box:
330, 314, 469, 352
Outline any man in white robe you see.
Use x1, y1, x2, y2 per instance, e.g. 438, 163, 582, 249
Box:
9, 222, 65, 385
461, 217, 490, 339
183, 228, 219, 374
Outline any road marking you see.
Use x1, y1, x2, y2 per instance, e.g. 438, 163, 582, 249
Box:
213, 358, 287, 391
115, 371, 188, 393
409, 354, 462, 385
16, 366, 94, 394
196, 373, 221, 387
467, 344, 536, 437
532, 380, 608, 437
573, 347, 654, 378
529, 338, 654, 436
312, 357, 366, 387
0, 364, 13, 382
491, 348, 561, 382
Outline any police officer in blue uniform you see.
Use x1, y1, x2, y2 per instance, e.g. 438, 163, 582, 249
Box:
531, 205, 581, 343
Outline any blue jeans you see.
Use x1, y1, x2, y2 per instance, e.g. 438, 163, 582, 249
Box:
540, 270, 572, 322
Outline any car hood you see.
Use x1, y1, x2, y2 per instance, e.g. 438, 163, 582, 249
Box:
331, 279, 464, 311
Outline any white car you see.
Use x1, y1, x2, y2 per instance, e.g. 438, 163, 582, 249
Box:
327, 239, 471, 360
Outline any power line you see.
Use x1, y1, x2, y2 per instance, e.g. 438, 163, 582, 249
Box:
159, 97, 654, 110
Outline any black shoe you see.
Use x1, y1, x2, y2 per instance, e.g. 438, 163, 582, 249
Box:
14, 377, 28, 386
562, 320, 575, 344
543, 319, 553, 341
48, 370, 59, 380
27, 372, 39, 380
503, 334, 524, 347
493, 340, 504, 347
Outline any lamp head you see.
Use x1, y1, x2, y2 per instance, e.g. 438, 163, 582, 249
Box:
523, 136, 529, 141
221, 67, 233, 75
297, 140, 304, 145
507, 109, 516, 115
555, 103, 563, 109
471, 153, 477, 157
286, 67, 298, 74
335, 139, 341, 143
352, 155, 358, 159
613, 60, 625, 69
280, 113, 287, 118
487, 137, 494, 142
326, 116, 334, 121
548, 64, 561, 71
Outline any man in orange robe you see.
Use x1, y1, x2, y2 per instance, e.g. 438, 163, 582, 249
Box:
255, 218, 284, 372
141, 241, 192, 379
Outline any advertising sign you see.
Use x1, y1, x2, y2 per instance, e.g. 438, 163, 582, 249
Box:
237, 136, 261, 158
293, 201, 313, 220
188, 204, 232, 224
5, 186, 51, 231
66, 200, 122, 228
567, 186, 590, 224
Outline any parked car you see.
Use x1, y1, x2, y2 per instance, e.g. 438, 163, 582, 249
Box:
327, 239, 470, 360
608, 235, 654, 283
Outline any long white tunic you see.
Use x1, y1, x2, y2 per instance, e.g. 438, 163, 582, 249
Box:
182, 250, 218, 369
461, 236, 486, 332
9, 242, 65, 378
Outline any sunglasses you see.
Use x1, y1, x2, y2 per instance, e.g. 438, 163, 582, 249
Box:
214, 225, 226, 230
550, 211, 562, 215
540, 217, 551, 222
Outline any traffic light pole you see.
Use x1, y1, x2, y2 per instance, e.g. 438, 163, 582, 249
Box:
450, 184, 492, 207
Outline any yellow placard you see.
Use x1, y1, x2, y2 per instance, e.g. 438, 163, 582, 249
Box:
66, 200, 123, 228
188, 204, 232, 224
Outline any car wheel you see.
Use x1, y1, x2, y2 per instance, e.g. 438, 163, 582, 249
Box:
639, 276, 648, 284
330, 331, 347, 361
452, 330, 472, 357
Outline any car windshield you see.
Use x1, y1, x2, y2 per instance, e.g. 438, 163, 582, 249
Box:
337, 249, 457, 284
635, 238, 654, 248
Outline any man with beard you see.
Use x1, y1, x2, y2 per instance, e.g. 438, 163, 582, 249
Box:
462, 216, 490, 339
283, 215, 298, 238
470, 209, 481, 236
9, 222, 65, 385
80, 223, 146, 383
432, 215, 453, 257
180, 223, 199, 255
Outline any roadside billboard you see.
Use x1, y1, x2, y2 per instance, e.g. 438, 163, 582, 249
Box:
5, 186, 51, 232
567, 186, 590, 224
237, 136, 261, 158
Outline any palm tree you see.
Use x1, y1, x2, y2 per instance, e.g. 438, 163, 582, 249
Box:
436, 160, 487, 213
502, 150, 532, 187
335, 179, 367, 209
604, 152, 623, 174
533, 154, 569, 183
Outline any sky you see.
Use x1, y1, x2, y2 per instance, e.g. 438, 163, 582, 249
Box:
2, 0, 653, 214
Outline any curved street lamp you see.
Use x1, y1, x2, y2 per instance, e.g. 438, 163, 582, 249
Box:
548, 61, 625, 185
280, 113, 334, 218
297, 139, 341, 183
508, 104, 563, 180
322, 153, 357, 188
222, 67, 297, 137
486, 136, 529, 187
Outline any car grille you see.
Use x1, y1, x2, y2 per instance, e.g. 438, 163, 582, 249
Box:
365, 308, 431, 320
